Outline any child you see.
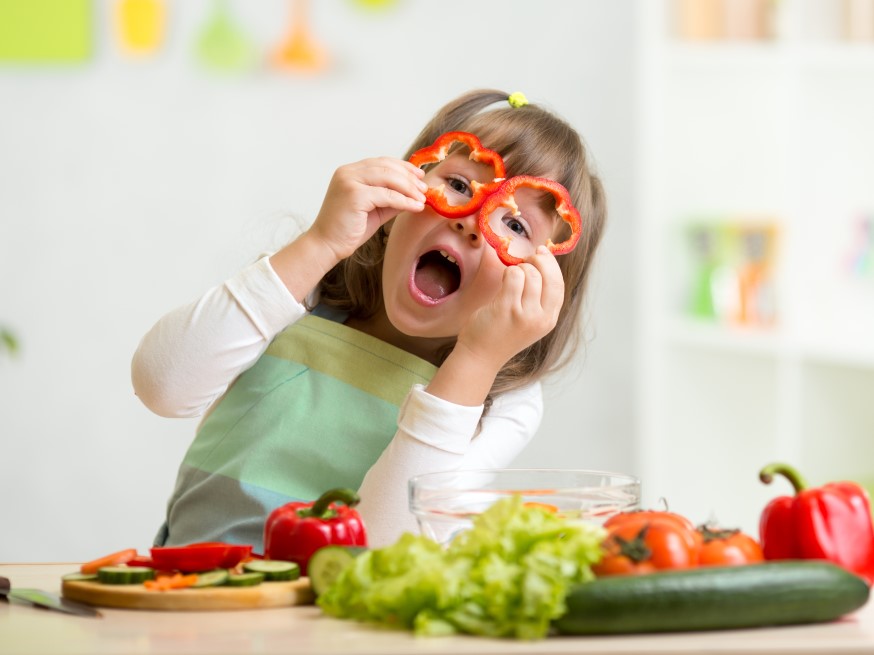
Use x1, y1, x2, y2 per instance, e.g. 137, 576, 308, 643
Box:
132, 89, 607, 550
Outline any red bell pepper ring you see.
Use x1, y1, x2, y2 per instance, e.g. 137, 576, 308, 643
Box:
477, 175, 583, 266
149, 542, 253, 572
759, 462, 874, 585
408, 131, 506, 219
263, 488, 367, 576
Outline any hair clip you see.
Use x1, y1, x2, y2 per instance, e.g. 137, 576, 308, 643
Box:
508, 92, 528, 108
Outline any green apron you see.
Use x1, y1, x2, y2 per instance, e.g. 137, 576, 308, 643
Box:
155, 312, 437, 552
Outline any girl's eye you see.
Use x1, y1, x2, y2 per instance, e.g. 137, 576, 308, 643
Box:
446, 175, 471, 197
504, 216, 531, 239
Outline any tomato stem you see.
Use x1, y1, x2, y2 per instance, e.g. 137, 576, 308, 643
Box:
614, 527, 653, 563
698, 525, 740, 543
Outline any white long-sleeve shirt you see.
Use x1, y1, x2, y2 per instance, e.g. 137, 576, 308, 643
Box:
132, 256, 543, 547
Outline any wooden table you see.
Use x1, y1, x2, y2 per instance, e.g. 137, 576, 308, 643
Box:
3, 563, 874, 655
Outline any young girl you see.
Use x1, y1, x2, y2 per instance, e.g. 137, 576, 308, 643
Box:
132, 89, 607, 550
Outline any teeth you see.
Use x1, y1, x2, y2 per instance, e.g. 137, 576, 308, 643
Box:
438, 250, 457, 264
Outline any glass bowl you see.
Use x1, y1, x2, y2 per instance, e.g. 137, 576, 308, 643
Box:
409, 468, 641, 546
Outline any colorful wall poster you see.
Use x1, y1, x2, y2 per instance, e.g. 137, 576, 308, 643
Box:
0, 0, 92, 63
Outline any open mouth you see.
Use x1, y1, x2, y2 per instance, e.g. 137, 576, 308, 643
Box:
413, 249, 461, 301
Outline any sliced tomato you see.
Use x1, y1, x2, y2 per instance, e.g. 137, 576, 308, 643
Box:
149, 542, 253, 572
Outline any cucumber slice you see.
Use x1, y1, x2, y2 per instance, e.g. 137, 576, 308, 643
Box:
226, 572, 264, 587
308, 546, 367, 596
243, 560, 300, 581
97, 566, 156, 585
62, 572, 99, 582
192, 569, 230, 588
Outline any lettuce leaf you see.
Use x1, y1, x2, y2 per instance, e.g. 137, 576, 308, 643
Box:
317, 495, 605, 639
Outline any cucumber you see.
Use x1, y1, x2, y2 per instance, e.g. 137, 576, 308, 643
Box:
243, 560, 300, 581
226, 572, 265, 587
192, 569, 230, 588
62, 572, 99, 582
554, 561, 870, 635
97, 566, 156, 585
308, 545, 367, 596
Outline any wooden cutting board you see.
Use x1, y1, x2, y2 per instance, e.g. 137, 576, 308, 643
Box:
62, 577, 314, 611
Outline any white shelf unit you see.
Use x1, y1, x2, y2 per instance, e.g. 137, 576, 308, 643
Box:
635, 0, 874, 535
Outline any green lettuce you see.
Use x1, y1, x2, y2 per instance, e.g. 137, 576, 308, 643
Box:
317, 495, 605, 639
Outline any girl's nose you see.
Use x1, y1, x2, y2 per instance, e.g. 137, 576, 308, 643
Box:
450, 217, 482, 247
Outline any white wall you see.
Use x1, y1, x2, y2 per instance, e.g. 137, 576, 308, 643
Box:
0, 0, 637, 561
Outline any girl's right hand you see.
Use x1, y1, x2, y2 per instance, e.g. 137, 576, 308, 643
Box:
307, 158, 427, 262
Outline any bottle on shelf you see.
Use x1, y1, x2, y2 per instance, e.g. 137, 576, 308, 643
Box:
844, 0, 874, 41
673, 0, 775, 41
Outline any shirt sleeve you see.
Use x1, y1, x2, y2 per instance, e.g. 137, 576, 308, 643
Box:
356, 381, 543, 547
131, 255, 306, 418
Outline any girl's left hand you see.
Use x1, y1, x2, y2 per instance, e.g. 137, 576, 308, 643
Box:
457, 246, 565, 372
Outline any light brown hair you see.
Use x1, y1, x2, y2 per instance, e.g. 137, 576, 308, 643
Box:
317, 89, 607, 406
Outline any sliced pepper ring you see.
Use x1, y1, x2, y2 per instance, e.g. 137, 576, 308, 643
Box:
408, 131, 506, 219
477, 175, 583, 266
149, 543, 253, 572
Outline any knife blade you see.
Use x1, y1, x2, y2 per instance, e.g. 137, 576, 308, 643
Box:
0, 577, 102, 618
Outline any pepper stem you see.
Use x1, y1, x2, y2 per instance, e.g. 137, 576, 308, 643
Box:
308, 488, 360, 518
759, 463, 808, 494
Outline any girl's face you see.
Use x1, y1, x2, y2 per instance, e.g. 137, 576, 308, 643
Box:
381, 153, 559, 339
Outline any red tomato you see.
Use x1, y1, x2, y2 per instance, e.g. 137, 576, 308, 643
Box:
697, 525, 764, 566
604, 509, 698, 535
592, 552, 659, 576
594, 510, 702, 576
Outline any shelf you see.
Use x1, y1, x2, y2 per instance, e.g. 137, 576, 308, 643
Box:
664, 317, 874, 370
799, 42, 874, 70
801, 337, 874, 371
666, 40, 874, 73
663, 318, 785, 358
637, 1, 874, 533
666, 41, 787, 72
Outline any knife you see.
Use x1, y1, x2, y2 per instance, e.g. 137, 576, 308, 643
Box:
0, 576, 102, 618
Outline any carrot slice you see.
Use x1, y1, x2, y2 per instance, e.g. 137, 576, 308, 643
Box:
144, 572, 199, 591
523, 501, 559, 513
80, 548, 138, 574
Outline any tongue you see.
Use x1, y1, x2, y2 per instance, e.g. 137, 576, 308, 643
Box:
414, 261, 454, 300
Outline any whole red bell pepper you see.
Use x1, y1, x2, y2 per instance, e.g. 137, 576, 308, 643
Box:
263, 488, 367, 575
759, 462, 874, 585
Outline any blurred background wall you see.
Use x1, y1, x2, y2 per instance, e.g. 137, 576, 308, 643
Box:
0, 0, 637, 560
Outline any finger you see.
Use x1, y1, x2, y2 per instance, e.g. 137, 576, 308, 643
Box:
516, 262, 544, 310
403, 159, 426, 178
369, 185, 426, 215
499, 264, 527, 309
527, 246, 564, 311
356, 159, 428, 203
